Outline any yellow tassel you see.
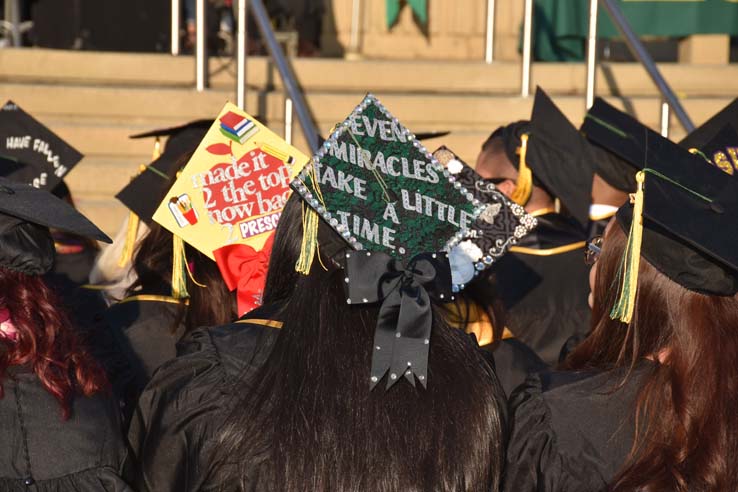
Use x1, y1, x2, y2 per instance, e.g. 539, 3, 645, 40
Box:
171, 234, 189, 299
117, 162, 149, 267
610, 171, 646, 324
117, 211, 141, 267
295, 201, 319, 275
510, 133, 533, 206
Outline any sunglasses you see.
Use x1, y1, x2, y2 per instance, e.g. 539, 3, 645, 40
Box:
584, 235, 603, 266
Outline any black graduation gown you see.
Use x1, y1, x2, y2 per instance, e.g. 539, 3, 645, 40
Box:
99, 293, 187, 425
492, 212, 591, 364
480, 339, 549, 398
51, 241, 97, 286
126, 307, 280, 492
0, 367, 131, 491
503, 364, 654, 492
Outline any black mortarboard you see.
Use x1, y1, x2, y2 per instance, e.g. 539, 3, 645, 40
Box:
0, 100, 83, 190
490, 88, 594, 227
679, 98, 738, 151
580, 98, 645, 193
582, 97, 738, 184
116, 120, 212, 224
415, 130, 450, 141
689, 124, 738, 176
608, 121, 738, 323
0, 155, 31, 180
0, 178, 110, 275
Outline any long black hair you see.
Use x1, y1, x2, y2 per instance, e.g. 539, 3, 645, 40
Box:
261, 193, 303, 306
211, 195, 506, 491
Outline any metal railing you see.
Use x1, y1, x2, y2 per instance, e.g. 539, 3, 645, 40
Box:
1, 0, 31, 47
179, 0, 691, 142
349, 0, 363, 56
520, 0, 534, 97
181, 0, 319, 153
584, 0, 694, 136
248, 0, 319, 153
484, 0, 496, 63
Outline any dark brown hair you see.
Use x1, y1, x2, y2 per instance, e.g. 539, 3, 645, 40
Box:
564, 224, 738, 492
126, 151, 236, 332
0, 269, 107, 419
127, 221, 236, 333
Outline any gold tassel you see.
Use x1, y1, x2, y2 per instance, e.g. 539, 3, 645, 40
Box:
510, 133, 533, 206
118, 157, 157, 267
295, 162, 327, 275
295, 201, 319, 275
171, 234, 190, 299
610, 171, 646, 324
117, 211, 141, 267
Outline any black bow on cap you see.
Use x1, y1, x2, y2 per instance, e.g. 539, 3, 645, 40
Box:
344, 250, 453, 389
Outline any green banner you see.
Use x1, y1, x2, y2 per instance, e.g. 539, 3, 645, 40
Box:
386, 0, 428, 28
533, 0, 738, 61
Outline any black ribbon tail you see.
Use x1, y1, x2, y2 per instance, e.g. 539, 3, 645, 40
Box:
369, 294, 400, 389
385, 285, 432, 388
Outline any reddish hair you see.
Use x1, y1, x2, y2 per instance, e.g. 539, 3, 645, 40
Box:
0, 268, 107, 419
564, 225, 738, 491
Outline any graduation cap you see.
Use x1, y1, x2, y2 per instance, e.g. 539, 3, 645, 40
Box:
679, 98, 738, 151
490, 88, 594, 227
608, 123, 738, 324
581, 98, 655, 195
291, 94, 484, 389
0, 155, 32, 180
150, 103, 309, 313
0, 177, 110, 275
315, 130, 449, 148
689, 124, 738, 176
0, 100, 83, 190
582, 98, 738, 185
432, 146, 537, 290
116, 120, 213, 224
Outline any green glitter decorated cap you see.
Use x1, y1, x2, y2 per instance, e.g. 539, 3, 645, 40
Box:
290, 94, 487, 390
291, 93, 484, 261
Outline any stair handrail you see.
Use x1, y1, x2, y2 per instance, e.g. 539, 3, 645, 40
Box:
586, 0, 695, 134
190, 0, 319, 153
248, 0, 320, 153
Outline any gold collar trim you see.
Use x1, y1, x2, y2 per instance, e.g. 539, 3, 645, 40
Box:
529, 207, 557, 218
118, 294, 189, 306
510, 241, 587, 256
236, 318, 283, 329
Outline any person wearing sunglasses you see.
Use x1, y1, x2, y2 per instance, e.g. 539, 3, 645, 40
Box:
474, 89, 594, 365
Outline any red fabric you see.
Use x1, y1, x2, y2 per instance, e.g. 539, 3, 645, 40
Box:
214, 233, 275, 316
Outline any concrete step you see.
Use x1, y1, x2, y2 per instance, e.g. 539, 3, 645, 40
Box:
4, 48, 738, 97
6, 82, 714, 155
8, 80, 725, 126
